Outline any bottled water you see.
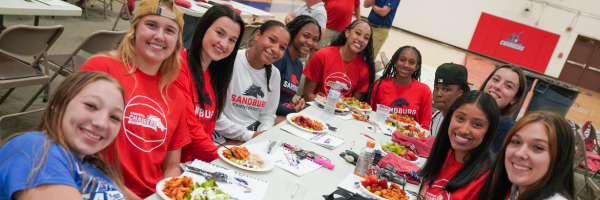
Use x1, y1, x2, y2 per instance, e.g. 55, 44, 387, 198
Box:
323, 81, 347, 116
354, 140, 375, 177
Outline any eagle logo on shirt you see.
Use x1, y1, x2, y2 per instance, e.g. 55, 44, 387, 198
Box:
391, 98, 410, 107
291, 74, 299, 85
196, 90, 213, 107
243, 84, 265, 99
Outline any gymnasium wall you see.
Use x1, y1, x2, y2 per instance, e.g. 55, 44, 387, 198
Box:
360, 0, 600, 78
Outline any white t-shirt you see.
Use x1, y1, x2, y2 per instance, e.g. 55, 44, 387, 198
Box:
545, 193, 567, 200
214, 49, 281, 142
430, 110, 444, 136
293, 2, 327, 29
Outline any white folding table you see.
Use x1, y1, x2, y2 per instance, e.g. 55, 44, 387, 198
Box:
0, 0, 82, 28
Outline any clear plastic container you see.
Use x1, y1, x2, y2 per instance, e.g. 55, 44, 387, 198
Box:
354, 140, 376, 178
323, 81, 347, 115
373, 104, 392, 123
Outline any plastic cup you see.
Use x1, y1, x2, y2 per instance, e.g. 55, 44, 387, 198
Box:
284, 180, 307, 200
374, 104, 392, 123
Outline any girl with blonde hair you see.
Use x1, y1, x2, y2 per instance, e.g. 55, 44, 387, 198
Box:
80, 0, 190, 198
0, 71, 128, 200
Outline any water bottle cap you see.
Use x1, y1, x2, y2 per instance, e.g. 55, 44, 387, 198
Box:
366, 140, 375, 148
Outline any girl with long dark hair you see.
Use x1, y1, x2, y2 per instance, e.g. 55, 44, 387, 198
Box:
369, 45, 432, 130
477, 111, 575, 200
417, 90, 499, 199
173, 5, 245, 163
213, 20, 289, 144
273, 15, 321, 124
479, 64, 526, 153
0, 71, 130, 199
302, 19, 375, 102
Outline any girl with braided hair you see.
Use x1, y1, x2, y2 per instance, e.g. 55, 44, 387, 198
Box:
369, 45, 432, 130
273, 15, 321, 125
214, 20, 289, 144
303, 19, 376, 102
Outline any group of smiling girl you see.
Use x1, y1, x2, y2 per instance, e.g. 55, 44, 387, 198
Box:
0, 0, 577, 199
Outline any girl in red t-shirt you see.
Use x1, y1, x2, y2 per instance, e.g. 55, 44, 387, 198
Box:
303, 19, 376, 102
173, 5, 245, 163
477, 111, 575, 200
369, 46, 432, 130
80, 0, 189, 198
416, 91, 499, 200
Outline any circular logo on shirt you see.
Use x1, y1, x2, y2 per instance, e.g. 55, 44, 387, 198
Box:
122, 95, 168, 152
324, 72, 352, 96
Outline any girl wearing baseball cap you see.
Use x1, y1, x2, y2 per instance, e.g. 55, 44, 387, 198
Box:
368, 46, 433, 130
80, 0, 189, 198
173, 5, 245, 163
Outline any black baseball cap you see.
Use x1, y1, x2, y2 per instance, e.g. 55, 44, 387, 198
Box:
435, 63, 468, 85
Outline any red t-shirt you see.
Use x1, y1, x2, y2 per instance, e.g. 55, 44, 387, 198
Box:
303, 46, 370, 97
80, 56, 191, 198
173, 48, 219, 163
423, 150, 489, 200
370, 78, 432, 130
323, 0, 360, 32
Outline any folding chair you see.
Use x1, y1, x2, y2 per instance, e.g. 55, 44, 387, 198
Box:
0, 25, 64, 124
20, 30, 127, 112
575, 129, 594, 199
112, 0, 132, 31
239, 24, 260, 49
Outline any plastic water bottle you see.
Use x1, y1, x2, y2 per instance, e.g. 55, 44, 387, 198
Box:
324, 81, 347, 115
354, 140, 376, 178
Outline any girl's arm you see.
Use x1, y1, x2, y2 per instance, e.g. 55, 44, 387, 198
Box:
419, 89, 433, 130
15, 184, 83, 200
214, 113, 256, 142
257, 70, 281, 131
352, 91, 364, 101
303, 79, 319, 102
162, 149, 183, 178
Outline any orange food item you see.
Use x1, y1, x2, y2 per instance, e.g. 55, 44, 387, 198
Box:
380, 183, 409, 200
223, 146, 251, 161
162, 176, 193, 200
389, 113, 416, 124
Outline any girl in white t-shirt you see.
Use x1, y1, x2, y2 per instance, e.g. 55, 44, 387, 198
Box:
477, 111, 575, 200
214, 20, 290, 144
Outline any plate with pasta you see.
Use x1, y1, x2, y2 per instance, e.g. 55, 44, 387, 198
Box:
218, 146, 274, 172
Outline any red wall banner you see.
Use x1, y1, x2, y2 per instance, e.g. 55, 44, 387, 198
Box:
468, 13, 560, 73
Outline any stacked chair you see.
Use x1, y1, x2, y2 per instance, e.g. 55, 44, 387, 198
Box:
575, 121, 600, 200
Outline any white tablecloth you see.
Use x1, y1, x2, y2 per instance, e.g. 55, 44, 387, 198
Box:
146, 105, 426, 200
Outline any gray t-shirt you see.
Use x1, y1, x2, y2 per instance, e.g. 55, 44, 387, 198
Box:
293, 2, 327, 29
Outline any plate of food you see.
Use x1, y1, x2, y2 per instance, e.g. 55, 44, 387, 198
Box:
218, 146, 274, 172
286, 113, 328, 133
157, 176, 236, 200
379, 141, 421, 165
342, 97, 372, 112
314, 92, 350, 112
386, 113, 429, 137
359, 175, 410, 200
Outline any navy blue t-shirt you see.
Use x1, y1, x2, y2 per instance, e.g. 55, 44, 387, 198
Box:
273, 49, 303, 116
0, 132, 125, 200
492, 117, 516, 154
367, 0, 401, 27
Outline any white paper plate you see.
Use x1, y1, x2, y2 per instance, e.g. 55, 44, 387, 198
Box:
315, 98, 350, 112
286, 113, 329, 133
218, 146, 274, 172
358, 181, 396, 200
156, 176, 241, 200
156, 176, 202, 200
386, 116, 430, 137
